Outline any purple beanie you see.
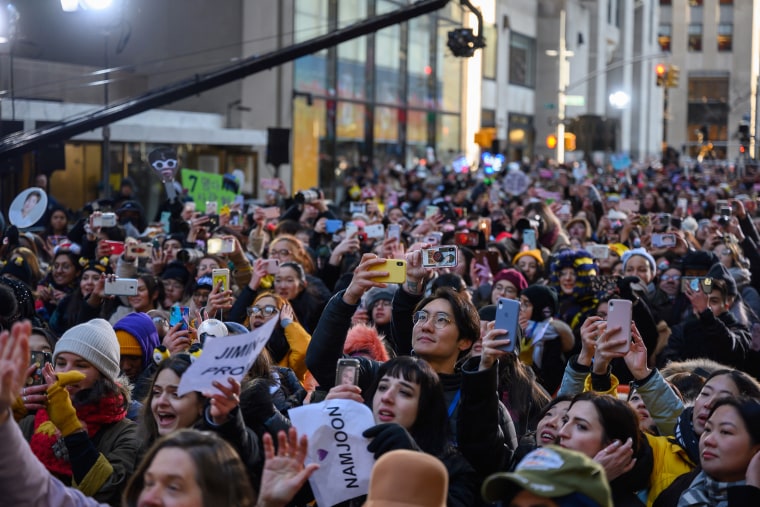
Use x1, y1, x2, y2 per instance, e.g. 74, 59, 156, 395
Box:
114, 312, 161, 369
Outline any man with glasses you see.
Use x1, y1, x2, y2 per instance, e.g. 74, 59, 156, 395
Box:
307, 250, 517, 484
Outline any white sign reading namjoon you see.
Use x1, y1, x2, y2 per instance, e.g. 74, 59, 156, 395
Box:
289, 399, 376, 507
177, 317, 277, 396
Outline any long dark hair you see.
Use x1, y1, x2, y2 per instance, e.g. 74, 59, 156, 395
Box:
364, 356, 451, 456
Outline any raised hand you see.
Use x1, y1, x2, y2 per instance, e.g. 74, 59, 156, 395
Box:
257, 428, 319, 507
0, 321, 32, 424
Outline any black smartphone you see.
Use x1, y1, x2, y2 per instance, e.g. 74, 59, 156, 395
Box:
29, 351, 52, 386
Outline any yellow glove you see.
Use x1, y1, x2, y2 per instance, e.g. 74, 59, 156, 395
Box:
46, 371, 86, 437
12, 396, 27, 421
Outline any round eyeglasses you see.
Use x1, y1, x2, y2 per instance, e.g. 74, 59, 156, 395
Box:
412, 310, 452, 329
248, 305, 279, 317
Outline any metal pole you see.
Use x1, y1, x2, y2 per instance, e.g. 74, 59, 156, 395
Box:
662, 85, 668, 150
556, 9, 572, 164
102, 34, 111, 199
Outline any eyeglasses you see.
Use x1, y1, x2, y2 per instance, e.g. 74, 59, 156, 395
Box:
248, 305, 279, 317
660, 274, 681, 282
151, 159, 177, 170
493, 284, 518, 294
412, 310, 452, 329
152, 316, 168, 326
269, 249, 292, 257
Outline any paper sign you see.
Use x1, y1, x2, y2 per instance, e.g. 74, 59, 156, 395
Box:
181, 168, 237, 213
503, 168, 530, 195
289, 399, 376, 506
177, 317, 276, 396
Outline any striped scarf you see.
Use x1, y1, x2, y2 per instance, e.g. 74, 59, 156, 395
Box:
677, 470, 742, 507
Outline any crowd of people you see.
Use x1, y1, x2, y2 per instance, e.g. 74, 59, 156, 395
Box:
1, 154, 760, 506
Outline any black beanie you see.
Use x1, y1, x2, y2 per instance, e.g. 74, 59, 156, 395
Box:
521, 285, 558, 322
478, 305, 497, 322
707, 262, 738, 296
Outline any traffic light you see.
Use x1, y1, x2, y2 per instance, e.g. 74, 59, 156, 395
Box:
666, 65, 680, 88
739, 123, 750, 154
546, 134, 558, 149
655, 63, 667, 87
474, 128, 496, 148
564, 133, 577, 151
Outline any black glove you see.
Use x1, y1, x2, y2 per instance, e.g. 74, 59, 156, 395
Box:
616, 276, 643, 301
363, 423, 420, 459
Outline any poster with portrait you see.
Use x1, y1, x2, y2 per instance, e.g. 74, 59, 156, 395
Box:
8, 187, 48, 229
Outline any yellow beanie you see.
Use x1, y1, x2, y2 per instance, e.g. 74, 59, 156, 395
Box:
513, 249, 544, 267
116, 330, 142, 357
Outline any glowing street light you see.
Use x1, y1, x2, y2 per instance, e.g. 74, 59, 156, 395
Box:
609, 91, 630, 109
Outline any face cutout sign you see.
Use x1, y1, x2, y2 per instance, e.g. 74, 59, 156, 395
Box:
149, 147, 179, 183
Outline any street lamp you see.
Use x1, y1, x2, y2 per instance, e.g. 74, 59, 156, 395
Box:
609, 91, 630, 109
546, 9, 573, 164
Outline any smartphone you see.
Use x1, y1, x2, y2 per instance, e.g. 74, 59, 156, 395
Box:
160, 211, 172, 231
424, 232, 443, 246
425, 206, 440, 219
558, 201, 572, 217
349, 202, 367, 215
651, 233, 676, 248
126, 242, 153, 259
207, 238, 234, 254
104, 277, 139, 296
49, 235, 68, 247
93, 212, 117, 228
335, 358, 360, 386
387, 224, 401, 241
523, 229, 537, 250
474, 250, 500, 274
495, 298, 520, 353
170, 305, 190, 331
455, 231, 480, 247
102, 240, 125, 256
262, 207, 281, 219
325, 219, 344, 234
681, 276, 704, 293
261, 178, 280, 190
421, 246, 458, 268
212, 268, 231, 292
205, 201, 218, 214
207, 214, 219, 228
638, 214, 651, 227
620, 199, 639, 213
606, 299, 632, 354
345, 223, 359, 238
367, 259, 407, 283
364, 224, 385, 239
478, 217, 492, 240
229, 210, 241, 226
587, 244, 610, 260
29, 351, 53, 386
264, 259, 280, 274
677, 198, 688, 212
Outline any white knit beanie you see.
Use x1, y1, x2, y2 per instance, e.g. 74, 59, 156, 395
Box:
54, 318, 121, 383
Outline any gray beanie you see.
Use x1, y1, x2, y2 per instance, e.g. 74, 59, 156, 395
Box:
54, 318, 121, 383
364, 286, 397, 312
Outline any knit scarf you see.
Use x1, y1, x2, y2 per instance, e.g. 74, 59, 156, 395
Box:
676, 470, 743, 507
674, 406, 700, 464
29, 393, 126, 477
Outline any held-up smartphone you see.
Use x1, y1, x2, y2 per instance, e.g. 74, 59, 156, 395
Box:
170, 305, 190, 331
349, 202, 367, 215
335, 358, 360, 386
325, 219, 344, 234
557, 201, 572, 217
387, 224, 401, 241
424, 232, 443, 246
421, 246, 458, 268
474, 250, 500, 275
104, 277, 139, 296
212, 268, 231, 292
126, 242, 153, 259
102, 240, 125, 256
29, 351, 53, 386
425, 205, 440, 218
523, 229, 537, 250
495, 298, 520, 353
205, 201, 218, 214
620, 199, 640, 213
367, 259, 407, 283
261, 178, 280, 190
262, 207, 281, 219
587, 244, 610, 260
364, 224, 385, 239
264, 259, 280, 274
93, 212, 117, 228
606, 299, 632, 354
229, 210, 241, 226
207, 237, 235, 255
455, 231, 480, 247
651, 233, 676, 248
681, 276, 704, 293
478, 218, 492, 240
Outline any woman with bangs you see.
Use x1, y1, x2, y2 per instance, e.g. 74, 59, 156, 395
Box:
325, 355, 479, 506
49, 258, 118, 335
136, 355, 261, 484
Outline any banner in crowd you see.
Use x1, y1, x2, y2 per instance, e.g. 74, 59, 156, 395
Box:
181, 169, 237, 213
289, 399, 375, 506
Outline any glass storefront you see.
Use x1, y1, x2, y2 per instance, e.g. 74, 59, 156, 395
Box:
293, 0, 464, 198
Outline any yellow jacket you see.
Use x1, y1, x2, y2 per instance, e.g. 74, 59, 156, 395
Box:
282, 321, 311, 384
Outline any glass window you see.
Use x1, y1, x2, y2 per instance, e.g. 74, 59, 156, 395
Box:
336, 102, 365, 140
294, 0, 329, 95
437, 21, 462, 112
689, 0, 703, 5
688, 23, 703, 52
658, 24, 672, 52
337, 0, 367, 100
375, 0, 402, 105
717, 23, 732, 51
374, 106, 400, 143
436, 114, 461, 162
509, 32, 535, 88
482, 24, 497, 80
660, 0, 672, 4
408, 16, 432, 108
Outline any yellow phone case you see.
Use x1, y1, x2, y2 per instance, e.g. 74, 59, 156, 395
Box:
367, 259, 407, 284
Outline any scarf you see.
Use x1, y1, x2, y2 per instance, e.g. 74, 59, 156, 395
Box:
676, 470, 743, 507
29, 392, 126, 477
674, 406, 700, 464
520, 320, 558, 368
